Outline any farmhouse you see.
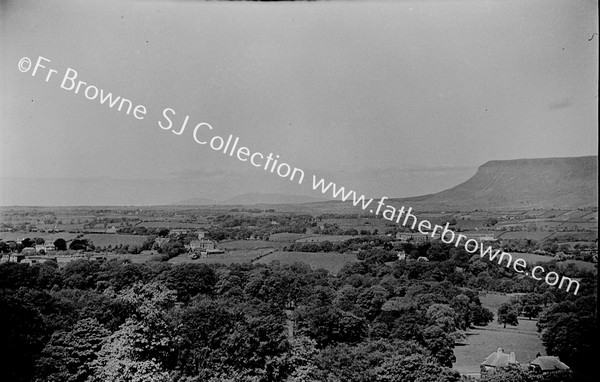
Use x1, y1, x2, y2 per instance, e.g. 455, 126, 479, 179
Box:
528, 356, 569, 374
480, 348, 519, 376
154, 237, 168, 246
397, 251, 406, 261
396, 232, 430, 243
0, 254, 25, 263
170, 228, 189, 236
186, 239, 215, 251
22, 247, 37, 256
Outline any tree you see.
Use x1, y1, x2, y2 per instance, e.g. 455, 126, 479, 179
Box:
537, 295, 597, 379
53, 238, 67, 251
69, 239, 91, 251
425, 304, 457, 333
497, 303, 519, 328
0, 290, 50, 382
422, 326, 456, 367
34, 318, 110, 382
471, 305, 494, 326
374, 353, 460, 382
88, 282, 177, 382
159, 263, 216, 303
88, 319, 170, 382
22, 237, 33, 248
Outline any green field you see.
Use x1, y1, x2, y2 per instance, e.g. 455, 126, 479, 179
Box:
453, 320, 544, 377
83, 234, 148, 248
168, 248, 274, 266
560, 259, 596, 271
509, 253, 596, 271
509, 252, 555, 264
218, 240, 278, 250
497, 231, 553, 241
268, 233, 311, 242
102, 252, 158, 264
295, 235, 359, 243
254, 251, 358, 274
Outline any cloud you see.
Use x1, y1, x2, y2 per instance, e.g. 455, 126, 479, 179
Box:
548, 98, 573, 110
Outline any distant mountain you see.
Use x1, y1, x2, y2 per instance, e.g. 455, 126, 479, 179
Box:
171, 193, 330, 206
171, 197, 218, 206
393, 156, 598, 210
222, 193, 329, 205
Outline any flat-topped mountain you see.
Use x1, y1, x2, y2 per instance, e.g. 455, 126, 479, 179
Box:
394, 156, 597, 210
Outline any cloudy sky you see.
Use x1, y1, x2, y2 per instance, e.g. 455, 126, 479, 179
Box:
1, 0, 597, 205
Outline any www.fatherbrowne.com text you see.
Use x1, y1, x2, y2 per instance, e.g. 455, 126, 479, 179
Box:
19, 55, 580, 295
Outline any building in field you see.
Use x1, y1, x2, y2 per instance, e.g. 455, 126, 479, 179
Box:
186, 239, 215, 252
21, 247, 37, 256
480, 348, 519, 376
396, 232, 430, 243
396, 251, 406, 261
528, 356, 569, 374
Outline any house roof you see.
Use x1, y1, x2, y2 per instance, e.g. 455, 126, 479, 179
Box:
482, 348, 518, 367
530, 356, 569, 371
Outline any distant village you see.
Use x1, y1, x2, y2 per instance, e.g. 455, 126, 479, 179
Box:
0, 228, 224, 266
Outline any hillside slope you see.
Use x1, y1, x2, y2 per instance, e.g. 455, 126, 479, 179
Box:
395, 156, 597, 210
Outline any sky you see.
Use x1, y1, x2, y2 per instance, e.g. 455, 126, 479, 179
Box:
0, 0, 598, 205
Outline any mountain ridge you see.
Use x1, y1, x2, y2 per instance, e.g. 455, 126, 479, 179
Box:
390, 155, 598, 210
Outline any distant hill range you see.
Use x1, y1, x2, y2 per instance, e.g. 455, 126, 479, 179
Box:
172, 193, 329, 206
392, 156, 598, 210
172, 156, 597, 210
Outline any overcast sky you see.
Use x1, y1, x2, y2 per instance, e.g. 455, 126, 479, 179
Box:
1, 0, 598, 205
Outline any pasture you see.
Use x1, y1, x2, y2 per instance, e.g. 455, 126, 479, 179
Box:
82, 234, 148, 248
509, 252, 554, 264
497, 231, 553, 241
268, 233, 311, 242
218, 240, 278, 250
169, 248, 275, 266
453, 292, 544, 378
453, 320, 544, 377
295, 235, 359, 243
